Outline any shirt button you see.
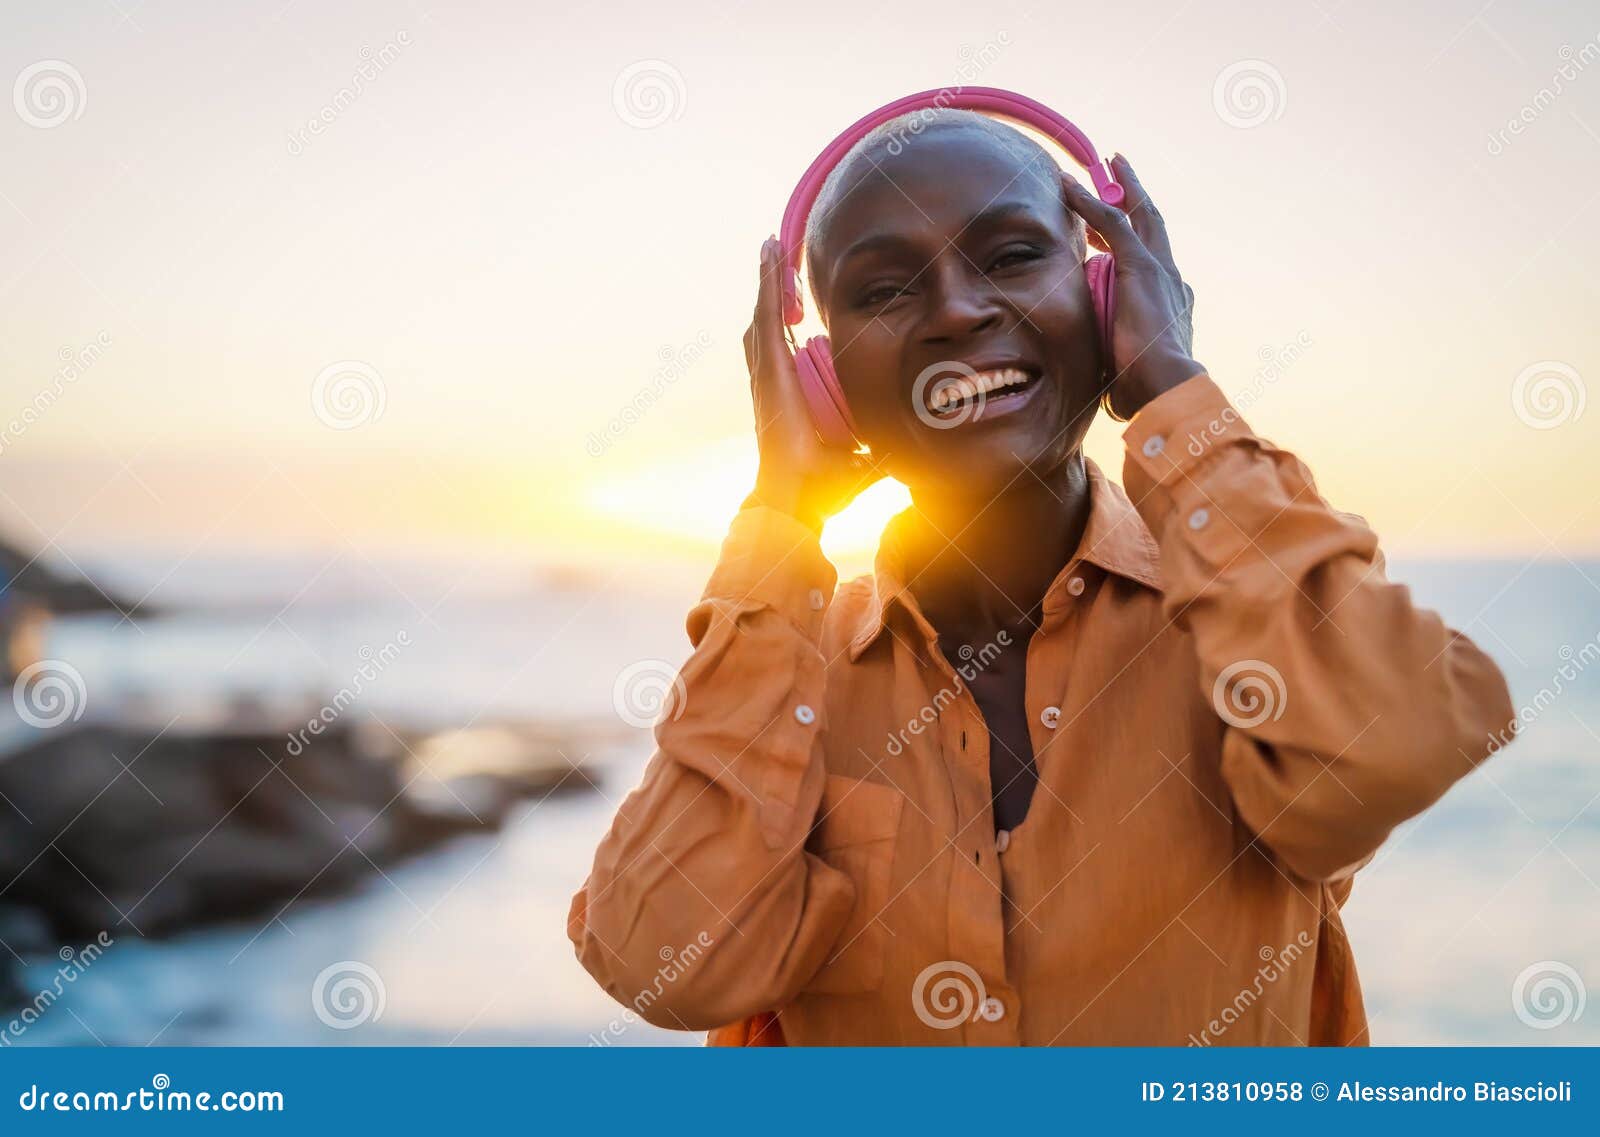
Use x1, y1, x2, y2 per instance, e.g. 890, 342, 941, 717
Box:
980, 996, 1005, 1022
808, 588, 825, 610
995, 829, 1011, 854
1142, 435, 1165, 458
1188, 508, 1210, 530
794, 704, 815, 725
1066, 576, 1085, 596
1040, 706, 1061, 729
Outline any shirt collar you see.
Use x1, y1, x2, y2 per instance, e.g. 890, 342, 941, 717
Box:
846, 457, 1162, 662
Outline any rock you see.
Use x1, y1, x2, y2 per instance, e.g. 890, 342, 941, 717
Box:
0, 718, 596, 940
0, 904, 53, 955
390, 725, 595, 849
0, 726, 374, 937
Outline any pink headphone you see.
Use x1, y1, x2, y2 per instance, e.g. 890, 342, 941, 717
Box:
778, 87, 1125, 449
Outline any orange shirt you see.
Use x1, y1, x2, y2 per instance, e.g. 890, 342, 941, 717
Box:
568, 374, 1515, 1046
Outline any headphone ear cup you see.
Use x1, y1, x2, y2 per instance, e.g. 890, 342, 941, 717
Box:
1085, 253, 1118, 416
793, 335, 859, 449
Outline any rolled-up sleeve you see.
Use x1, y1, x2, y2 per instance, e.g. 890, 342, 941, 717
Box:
568, 505, 856, 1031
1121, 374, 1518, 881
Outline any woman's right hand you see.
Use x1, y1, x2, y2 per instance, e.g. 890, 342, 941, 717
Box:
744, 236, 880, 532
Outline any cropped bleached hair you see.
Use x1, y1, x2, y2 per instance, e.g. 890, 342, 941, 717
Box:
801, 107, 1085, 321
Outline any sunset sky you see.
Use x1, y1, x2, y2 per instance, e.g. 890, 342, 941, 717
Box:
2, 0, 1597, 583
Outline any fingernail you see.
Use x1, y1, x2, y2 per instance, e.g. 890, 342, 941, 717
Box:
761, 238, 775, 263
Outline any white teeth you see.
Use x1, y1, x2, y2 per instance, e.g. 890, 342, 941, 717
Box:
931, 367, 1032, 412
976, 367, 1030, 394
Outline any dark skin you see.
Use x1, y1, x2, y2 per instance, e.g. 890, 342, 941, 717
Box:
743, 125, 1200, 829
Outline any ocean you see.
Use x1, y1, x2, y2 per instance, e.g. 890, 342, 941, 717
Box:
5, 554, 1597, 1046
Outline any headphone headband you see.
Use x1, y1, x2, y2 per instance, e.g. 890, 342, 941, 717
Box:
778, 87, 1124, 325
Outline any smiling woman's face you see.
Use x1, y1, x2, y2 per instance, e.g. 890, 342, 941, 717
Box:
811, 125, 1103, 500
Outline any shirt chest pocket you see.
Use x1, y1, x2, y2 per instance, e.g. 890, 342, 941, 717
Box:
803, 774, 905, 996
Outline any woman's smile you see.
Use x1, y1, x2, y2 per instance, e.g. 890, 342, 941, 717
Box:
920, 362, 1044, 425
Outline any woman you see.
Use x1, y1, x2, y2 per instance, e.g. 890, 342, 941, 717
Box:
568, 108, 1515, 1045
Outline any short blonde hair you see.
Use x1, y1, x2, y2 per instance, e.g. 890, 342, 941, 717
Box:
801, 107, 1083, 321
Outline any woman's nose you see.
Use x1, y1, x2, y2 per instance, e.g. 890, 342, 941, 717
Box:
920, 264, 1004, 343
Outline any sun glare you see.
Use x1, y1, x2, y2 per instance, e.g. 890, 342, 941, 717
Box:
585, 437, 911, 578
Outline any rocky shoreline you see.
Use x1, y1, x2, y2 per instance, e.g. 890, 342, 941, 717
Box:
0, 711, 614, 1007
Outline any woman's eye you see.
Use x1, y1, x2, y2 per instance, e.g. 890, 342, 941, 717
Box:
989, 246, 1043, 271
858, 284, 906, 307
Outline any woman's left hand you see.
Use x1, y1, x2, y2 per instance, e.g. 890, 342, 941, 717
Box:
1062, 153, 1201, 420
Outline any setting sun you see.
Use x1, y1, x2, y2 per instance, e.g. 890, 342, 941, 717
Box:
586, 435, 912, 577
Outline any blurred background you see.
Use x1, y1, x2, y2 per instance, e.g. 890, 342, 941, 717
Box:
0, 0, 1596, 1045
